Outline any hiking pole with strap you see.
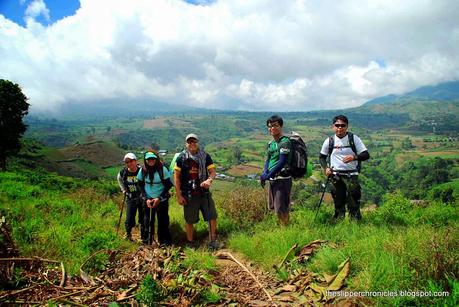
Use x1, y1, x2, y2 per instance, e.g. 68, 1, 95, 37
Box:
116, 193, 127, 235
314, 175, 331, 222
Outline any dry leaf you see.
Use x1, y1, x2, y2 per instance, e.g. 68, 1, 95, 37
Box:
327, 258, 350, 291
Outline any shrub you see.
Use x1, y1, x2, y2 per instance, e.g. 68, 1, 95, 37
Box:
372, 191, 413, 226
220, 186, 268, 229
135, 274, 164, 306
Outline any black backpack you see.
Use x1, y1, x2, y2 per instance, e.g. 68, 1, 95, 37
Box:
328, 132, 360, 172
287, 132, 309, 179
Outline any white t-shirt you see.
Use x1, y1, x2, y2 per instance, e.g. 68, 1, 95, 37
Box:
320, 134, 367, 174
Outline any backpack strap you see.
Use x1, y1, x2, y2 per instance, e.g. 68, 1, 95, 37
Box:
121, 167, 128, 183
347, 132, 357, 155
347, 132, 361, 172
328, 136, 334, 157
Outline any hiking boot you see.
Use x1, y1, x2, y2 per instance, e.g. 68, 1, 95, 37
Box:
185, 240, 198, 249
208, 240, 219, 251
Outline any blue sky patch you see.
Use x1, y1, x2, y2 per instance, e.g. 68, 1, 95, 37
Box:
0, 0, 80, 26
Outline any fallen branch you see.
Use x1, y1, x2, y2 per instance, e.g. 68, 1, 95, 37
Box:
0, 257, 60, 263
60, 261, 66, 287
0, 285, 37, 299
0, 257, 66, 287
216, 251, 273, 302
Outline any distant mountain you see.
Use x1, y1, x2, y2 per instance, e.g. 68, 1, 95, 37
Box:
364, 80, 459, 105
31, 98, 210, 119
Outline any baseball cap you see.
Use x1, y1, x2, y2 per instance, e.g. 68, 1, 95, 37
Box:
145, 152, 157, 159
123, 153, 137, 161
185, 133, 199, 142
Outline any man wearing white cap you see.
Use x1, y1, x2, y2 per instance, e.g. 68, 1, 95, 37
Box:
174, 134, 218, 250
117, 153, 146, 241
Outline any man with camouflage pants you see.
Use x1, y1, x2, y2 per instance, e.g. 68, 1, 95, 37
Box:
319, 115, 370, 221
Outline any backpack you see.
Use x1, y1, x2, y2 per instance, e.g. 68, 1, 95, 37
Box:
287, 131, 311, 179
168, 152, 181, 186
328, 132, 360, 172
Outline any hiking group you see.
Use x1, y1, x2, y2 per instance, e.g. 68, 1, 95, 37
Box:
117, 114, 369, 249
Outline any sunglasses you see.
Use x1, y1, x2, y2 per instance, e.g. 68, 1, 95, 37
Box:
187, 139, 198, 144
334, 124, 347, 128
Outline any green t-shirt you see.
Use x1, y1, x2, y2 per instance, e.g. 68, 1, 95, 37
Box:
267, 136, 292, 172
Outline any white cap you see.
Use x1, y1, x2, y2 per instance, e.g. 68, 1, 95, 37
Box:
123, 153, 137, 161
185, 133, 199, 141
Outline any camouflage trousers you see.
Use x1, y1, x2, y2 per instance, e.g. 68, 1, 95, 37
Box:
329, 175, 362, 220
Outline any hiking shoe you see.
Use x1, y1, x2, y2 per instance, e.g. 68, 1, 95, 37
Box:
208, 240, 219, 251
185, 241, 198, 249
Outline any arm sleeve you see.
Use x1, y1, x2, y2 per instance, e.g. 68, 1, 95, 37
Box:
117, 172, 126, 193
265, 153, 287, 178
319, 154, 328, 170
262, 159, 269, 174
357, 150, 370, 162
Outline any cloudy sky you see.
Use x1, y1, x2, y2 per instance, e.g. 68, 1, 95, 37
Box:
1, 0, 459, 113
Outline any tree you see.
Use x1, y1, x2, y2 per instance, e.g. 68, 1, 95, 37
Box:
0, 79, 30, 170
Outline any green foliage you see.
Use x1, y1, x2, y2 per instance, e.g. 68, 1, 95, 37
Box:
135, 274, 164, 306
181, 249, 217, 272
428, 180, 458, 204
0, 170, 123, 274
372, 192, 413, 226
201, 284, 222, 304
0, 79, 30, 171
397, 157, 454, 199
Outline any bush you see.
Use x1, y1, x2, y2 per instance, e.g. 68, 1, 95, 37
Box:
220, 186, 268, 229
135, 274, 164, 306
372, 191, 413, 226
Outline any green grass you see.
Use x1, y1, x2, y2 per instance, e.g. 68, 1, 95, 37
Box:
226, 195, 458, 306
0, 171, 128, 274
2, 144, 457, 305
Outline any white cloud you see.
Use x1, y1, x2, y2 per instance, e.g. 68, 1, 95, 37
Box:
0, 0, 459, 112
24, 0, 50, 24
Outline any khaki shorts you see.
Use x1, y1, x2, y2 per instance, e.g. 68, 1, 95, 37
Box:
184, 193, 218, 224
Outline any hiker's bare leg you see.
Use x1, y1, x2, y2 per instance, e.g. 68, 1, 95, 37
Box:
209, 219, 217, 241
185, 223, 194, 242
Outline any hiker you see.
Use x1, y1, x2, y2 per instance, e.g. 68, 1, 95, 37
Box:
319, 115, 370, 221
260, 115, 293, 226
137, 150, 173, 246
173, 134, 218, 250
117, 153, 146, 241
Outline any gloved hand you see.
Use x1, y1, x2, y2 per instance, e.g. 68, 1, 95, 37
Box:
260, 179, 266, 188
260, 173, 270, 181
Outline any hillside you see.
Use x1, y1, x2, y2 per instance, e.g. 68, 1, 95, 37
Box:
364, 80, 459, 105
28, 140, 125, 179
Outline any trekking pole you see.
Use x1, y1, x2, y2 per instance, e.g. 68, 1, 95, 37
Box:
206, 190, 212, 244
314, 176, 331, 222
116, 193, 127, 235
148, 203, 154, 245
